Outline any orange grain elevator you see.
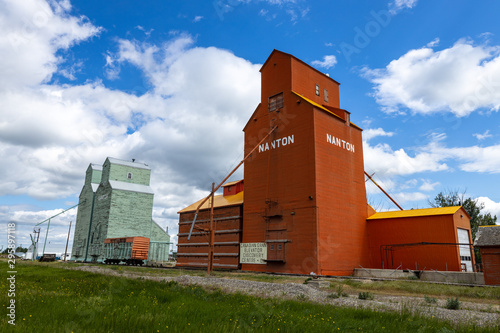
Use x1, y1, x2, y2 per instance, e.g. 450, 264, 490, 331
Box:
241, 50, 370, 276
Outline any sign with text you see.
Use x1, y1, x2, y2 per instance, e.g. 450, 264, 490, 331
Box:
240, 243, 267, 264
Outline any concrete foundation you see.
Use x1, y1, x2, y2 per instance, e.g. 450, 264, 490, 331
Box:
353, 268, 485, 285
419, 271, 484, 285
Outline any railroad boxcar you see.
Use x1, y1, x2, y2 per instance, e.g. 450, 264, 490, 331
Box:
103, 236, 150, 265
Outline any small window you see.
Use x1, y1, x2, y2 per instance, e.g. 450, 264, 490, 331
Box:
315, 84, 320, 96
127, 172, 132, 179
324, 89, 328, 102
227, 187, 231, 192
270, 244, 274, 250
278, 244, 282, 250
269, 93, 284, 112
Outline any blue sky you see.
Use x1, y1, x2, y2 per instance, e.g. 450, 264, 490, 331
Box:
1, 0, 499, 255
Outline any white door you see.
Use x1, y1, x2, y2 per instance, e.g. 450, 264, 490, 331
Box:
457, 228, 473, 272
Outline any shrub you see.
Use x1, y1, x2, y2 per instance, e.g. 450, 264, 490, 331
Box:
358, 292, 374, 300
424, 295, 437, 304
444, 297, 460, 310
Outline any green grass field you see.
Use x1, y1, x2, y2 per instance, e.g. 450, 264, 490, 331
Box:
1, 261, 498, 332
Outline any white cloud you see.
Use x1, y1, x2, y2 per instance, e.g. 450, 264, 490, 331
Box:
311, 55, 337, 69
0, 0, 101, 89
0, 3, 261, 253
389, 0, 418, 15
365, 132, 500, 179
430, 143, 500, 173
135, 25, 154, 36
193, 16, 203, 22
363, 141, 448, 177
363, 127, 395, 141
419, 180, 440, 192
477, 197, 500, 219
0, 36, 262, 200
363, 39, 500, 116
395, 191, 428, 203
473, 130, 492, 141
426, 37, 440, 47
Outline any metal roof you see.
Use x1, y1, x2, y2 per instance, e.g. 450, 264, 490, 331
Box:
367, 206, 462, 220
106, 157, 150, 170
178, 191, 244, 213
260, 50, 341, 86
109, 180, 154, 195
222, 180, 243, 187
90, 163, 103, 171
474, 225, 500, 247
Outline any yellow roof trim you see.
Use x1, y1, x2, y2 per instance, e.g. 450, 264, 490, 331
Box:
178, 191, 244, 213
367, 206, 462, 220
291, 91, 362, 130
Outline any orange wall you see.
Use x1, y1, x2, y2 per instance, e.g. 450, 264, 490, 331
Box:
290, 56, 340, 108
366, 209, 473, 271
243, 89, 319, 274
314, 109, 369, 275
242, 50, 368, 275
260, 51, 292, 108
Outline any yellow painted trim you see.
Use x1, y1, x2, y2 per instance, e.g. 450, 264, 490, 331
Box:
178, 191, 244, 213
367, 206, 462, 220
291, 91, 363, 130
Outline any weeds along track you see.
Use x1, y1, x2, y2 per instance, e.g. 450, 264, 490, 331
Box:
63, 264, 499, 328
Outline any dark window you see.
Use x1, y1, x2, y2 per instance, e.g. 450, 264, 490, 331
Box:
269, 93, 284, 112
315, 84, 320, 96
127, 172, 132, 179
324, 89, 328, 102
270, 244, 274, 250
278, 244, 282, 250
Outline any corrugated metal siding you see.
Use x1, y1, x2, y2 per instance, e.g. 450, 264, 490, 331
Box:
71, 165, 101, 261
104, 236, 149, 260
481, 247, 500, 285
177, 205, 242, 269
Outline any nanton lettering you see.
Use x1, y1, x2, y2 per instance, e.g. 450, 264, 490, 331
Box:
326, 133, 355, 153
258, 135, 295, 153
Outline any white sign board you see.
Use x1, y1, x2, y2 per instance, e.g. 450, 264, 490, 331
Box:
240, 243, 267, 264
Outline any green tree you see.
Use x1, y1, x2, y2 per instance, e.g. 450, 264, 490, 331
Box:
16, 246, 28, 253
430, 190, 497, 266
429, 190, 497, 241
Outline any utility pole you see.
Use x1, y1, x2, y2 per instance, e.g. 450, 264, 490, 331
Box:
64, 221, 72, 261
207, 183, 215, 275
31, 228, 41, 261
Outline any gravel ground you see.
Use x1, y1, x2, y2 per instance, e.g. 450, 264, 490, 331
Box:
66, 265, 499, 328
